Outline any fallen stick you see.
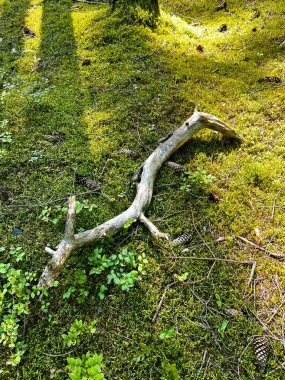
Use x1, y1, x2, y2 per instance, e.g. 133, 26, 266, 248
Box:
248, 261, 257, 285
74, 0, 108, 4
38, 111, 242, 288
166, 255, 257, 285
166, 256, 254, 265
152, 281, 177, 324
236, 236, 285, 259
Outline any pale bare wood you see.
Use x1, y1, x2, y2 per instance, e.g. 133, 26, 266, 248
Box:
38, 196, 76, 288
166, 256, 254, 265
236, 236, 285, 259
38, 111, 242, 288
139, 213, 170, 240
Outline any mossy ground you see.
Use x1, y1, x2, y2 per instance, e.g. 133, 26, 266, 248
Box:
1, 0, 285, 378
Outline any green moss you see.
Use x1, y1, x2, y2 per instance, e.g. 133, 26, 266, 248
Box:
1, 0, 285, 378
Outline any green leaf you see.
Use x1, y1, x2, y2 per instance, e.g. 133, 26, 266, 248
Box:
0, 263, 10, 274
98, 285, 108, 300
159, 326, 175, 340
215, 293, 222, 309
218, 320, 229, 339
123, 218, 136, 229
174, 272, 189, 282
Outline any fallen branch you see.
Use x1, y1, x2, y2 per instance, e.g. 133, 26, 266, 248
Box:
166, 255, 257, 285
38, 196, 76, 287
74, 0, 108, 4
152, 281, 177, 324
248, 261, 257, 285
153, 262, 217, 324
271, 183, 283, 220
166, 256, 254, 265
236, 236, 285, 259
38, 111, 242, 288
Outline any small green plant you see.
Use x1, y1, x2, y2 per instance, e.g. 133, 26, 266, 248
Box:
98, 284, 108, 300
161, 359, 181, 380
0, 249, 49, 366
39, 200, 97, 225
62, 319, 97, 348
9, 246, 26, 262
88, 248, 148, 298
243, 162, 271, 188
63, 269, 89, 303
66, 352, 105, 380
123, 217, 136, 229
0, 119, 9, 128
217, 320, 229, 339
0, 68, 7, 80
28, 151, 43, 162
39, 204, 66, 224
173, 272, 189, 282
215, 293, 222, 309
180, 167, 214, 193
0, 131, 12, 143
159, 327, 175, 340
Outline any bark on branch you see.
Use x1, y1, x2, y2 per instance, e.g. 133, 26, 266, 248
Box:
38, 111, 242, 288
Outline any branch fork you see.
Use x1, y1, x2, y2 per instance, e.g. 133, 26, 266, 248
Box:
38, 111, 242, 288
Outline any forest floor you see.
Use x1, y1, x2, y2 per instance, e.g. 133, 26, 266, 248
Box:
1, 0, 285, 379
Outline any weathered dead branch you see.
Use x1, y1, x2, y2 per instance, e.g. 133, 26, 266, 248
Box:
38, 196, 76, 287
236, 236, 285, 259
38, 111, 242, 288
166, 255, 257, 285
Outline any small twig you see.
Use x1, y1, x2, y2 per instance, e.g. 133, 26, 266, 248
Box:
273, 274, 283, 299
167, 256, 256, 286
271, 185, 283, 220
248, 84, 285, 94
74, 0, 108, 4
237, 336, 255, 380
139, 213, 170, 240
151, 209, 188, 222
248, 261, 257, 285
4, 189, 103, 210
84, 133, 110, 139
40, 337, 86, 357
181, 237, 226, 253
65, 196, 76, 242
152, 281, 177, 324
236, 236, 285, 259
202, 355, 210, 380
266, 301, 285, 325
45, 247, 55, 256
196, 349, 208, 380
190, 208, 216, 257
250, 307, 285, 343
166, 256, 254, 265
41, 349, 78, 357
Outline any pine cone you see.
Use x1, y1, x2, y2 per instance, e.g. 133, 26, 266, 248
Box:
258, 76, 281, 83
75, 174, 100, 192
172, 232, 192, 246
253, 335, 270, 370
165, 161, 186, 172
117, 149, 140, 158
